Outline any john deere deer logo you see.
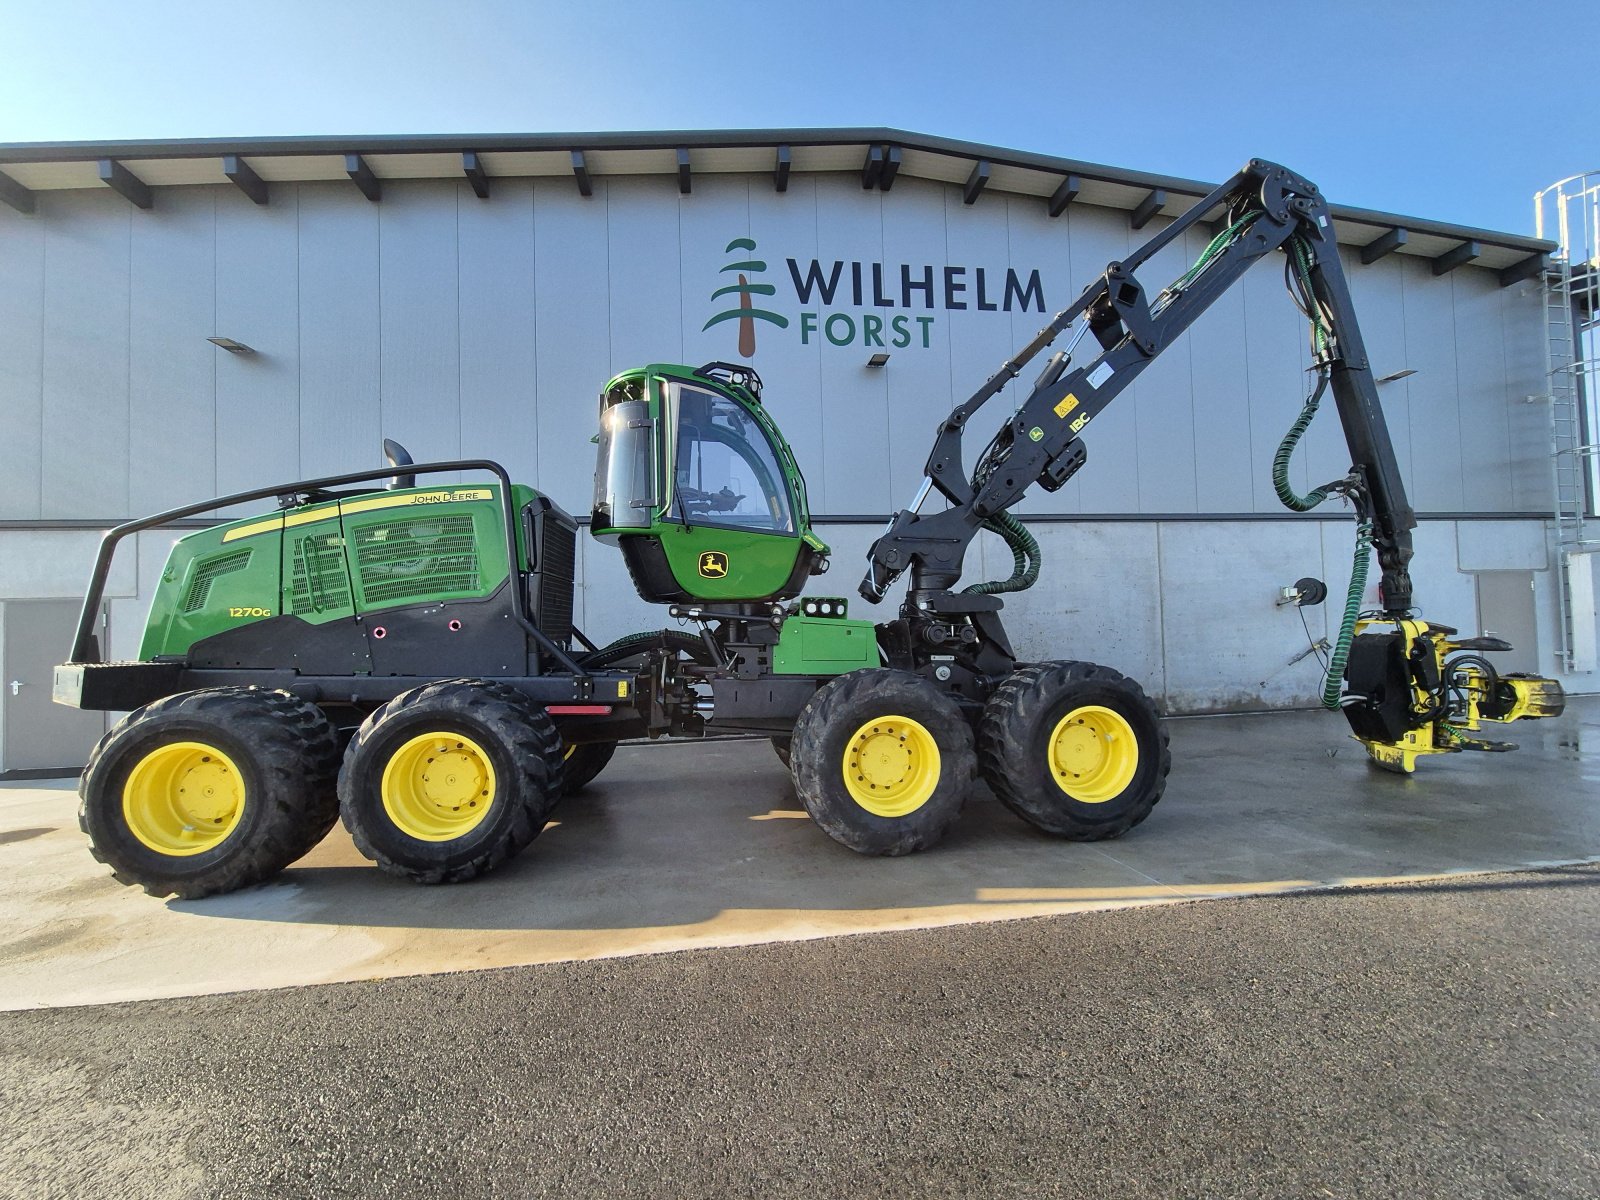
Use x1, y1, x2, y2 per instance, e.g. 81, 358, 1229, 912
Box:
698, 551, 730, 579
703, 237, 789, 358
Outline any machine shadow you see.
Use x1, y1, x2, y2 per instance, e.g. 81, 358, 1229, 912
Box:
167, 704, 1600, 937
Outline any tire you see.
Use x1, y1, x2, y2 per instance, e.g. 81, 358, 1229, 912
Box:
78, 687, 340, 899
338, 678, 563, 884
790, 669, 976, 856
561, 740, 617, 795
770, 735, 792, 769
978, 660, 1170, 840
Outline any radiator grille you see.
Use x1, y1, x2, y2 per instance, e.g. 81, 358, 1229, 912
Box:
182, 549, 253, 614
535, 514, 576, 645
286, 531, 351, 615
353, 514, 480, 606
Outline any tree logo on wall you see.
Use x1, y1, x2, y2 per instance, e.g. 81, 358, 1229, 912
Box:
703, 237, 789, 358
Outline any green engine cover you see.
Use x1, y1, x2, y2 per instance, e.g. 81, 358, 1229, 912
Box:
138, 483, 536, 661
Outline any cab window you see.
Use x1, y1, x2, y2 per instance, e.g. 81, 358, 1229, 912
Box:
670, 383, 794, 534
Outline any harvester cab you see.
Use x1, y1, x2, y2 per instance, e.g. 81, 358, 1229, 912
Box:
590, 361, 830, 603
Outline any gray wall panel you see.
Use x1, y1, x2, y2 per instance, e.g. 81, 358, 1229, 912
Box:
609, 175, 685, 374
459, 178, 539, 487
1000, 522, 1165, 695
811, 176, 890, 514
532, 181, 611, 511
743, 177, 826, 510
1161, 519, 1327, 710
40, 190, 130, 518
0, 204, 44, 520
298, 184, 380, 481
378, 181, 462, 473
214, 184, 301, 508
1400, 257, 1466, 511
128, 186, 216, 514
1451, 267, 1515, 512
881, 181, 953, 505
1502, 282, 1552, 513
1186, 244, 1257, 513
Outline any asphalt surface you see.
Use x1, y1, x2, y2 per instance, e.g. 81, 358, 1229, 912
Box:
1, 865, 1596, 1199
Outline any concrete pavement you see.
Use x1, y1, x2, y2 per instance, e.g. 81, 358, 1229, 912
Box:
2, 865, 1597, 1199
2, 698, 1597, 1010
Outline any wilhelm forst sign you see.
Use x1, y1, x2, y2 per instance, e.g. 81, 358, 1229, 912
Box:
705, 238, 1049, 358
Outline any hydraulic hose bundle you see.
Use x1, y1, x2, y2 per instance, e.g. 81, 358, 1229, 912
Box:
1271, 229, 1375, 709
963, 511, 1042, 596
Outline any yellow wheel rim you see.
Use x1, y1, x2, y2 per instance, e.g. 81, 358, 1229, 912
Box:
841, 714, 941, 818
122, 741, 246, 856
381, 731, 497, 842
1048, 705, 1138, 803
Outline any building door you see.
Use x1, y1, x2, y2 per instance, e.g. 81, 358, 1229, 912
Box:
1474, 571, 1539, 676
2, 599, 108, 776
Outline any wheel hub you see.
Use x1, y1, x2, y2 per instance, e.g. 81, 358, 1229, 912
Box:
842, 715, 941, 818
381, 732, 497, 841
1047, 705, 1138, 803
122, 741, 246, 856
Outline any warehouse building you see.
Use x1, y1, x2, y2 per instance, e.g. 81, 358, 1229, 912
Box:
0, 128, 1592, 774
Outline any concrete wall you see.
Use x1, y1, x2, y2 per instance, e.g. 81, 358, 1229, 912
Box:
2, 167, 1593, 726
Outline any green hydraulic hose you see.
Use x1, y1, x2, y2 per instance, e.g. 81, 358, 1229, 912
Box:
1323, 519, 1372, 710
1271, 372, 1336, 512
1274, 233, 1372, 708
964, 510, 1041, 596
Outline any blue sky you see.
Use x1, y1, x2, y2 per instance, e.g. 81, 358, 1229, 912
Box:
2, 0, 1593, 235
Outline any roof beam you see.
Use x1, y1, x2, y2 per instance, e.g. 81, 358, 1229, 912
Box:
677, 147, 691, 195
98, 158, 152, 209
344, 154, 381, 202
571, 150, 592, 197
878, 146, 901, 191
1431, 240, 1480, 276
1359, 226, 1407, 265
861, 144, 884, 190
1047, 173, 1080, 218
0, 169, 35, 214
1498, 252, 1547, 288
222, 155, 268, 205
773, 145, 790, 193
963, 160, 990, 205
462, 152, 490, 199
1130, 188, 1165, 230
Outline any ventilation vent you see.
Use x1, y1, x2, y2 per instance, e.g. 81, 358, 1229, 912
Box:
181, 549, 253, 614
287, 531, 351, 616
353, 514, 479, 606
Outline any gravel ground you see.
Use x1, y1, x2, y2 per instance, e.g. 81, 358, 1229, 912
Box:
2, 865, 1597, 1199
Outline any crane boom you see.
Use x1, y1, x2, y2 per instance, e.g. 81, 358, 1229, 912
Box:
859, 158, 1563, 774
860, 158, 1415, 612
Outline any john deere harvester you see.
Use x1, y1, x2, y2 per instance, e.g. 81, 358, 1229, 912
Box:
56, 159, 1563, 898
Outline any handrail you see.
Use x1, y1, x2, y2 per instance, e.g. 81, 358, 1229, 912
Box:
68, 460, 587, 677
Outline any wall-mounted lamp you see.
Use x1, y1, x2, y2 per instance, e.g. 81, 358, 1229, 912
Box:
866, 352, 890, 368
1376, 368, 1416, 384
207, 337, 257, 355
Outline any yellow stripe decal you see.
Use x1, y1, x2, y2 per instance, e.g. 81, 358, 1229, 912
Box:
220, 489, 495, 543
340, 489, 493, 517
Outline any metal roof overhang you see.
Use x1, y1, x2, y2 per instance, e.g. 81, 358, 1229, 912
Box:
0, 127, 1554, 278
